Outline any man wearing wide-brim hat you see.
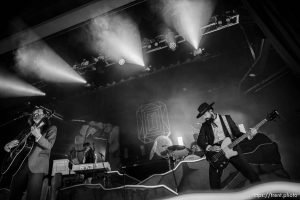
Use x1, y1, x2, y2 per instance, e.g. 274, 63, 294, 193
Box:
196, 102, 260, 189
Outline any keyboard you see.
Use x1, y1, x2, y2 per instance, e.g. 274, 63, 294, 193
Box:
72, 162, 111, 173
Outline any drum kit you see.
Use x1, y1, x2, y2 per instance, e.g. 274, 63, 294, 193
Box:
149, 135, 205, 169
160, 145, 205, 168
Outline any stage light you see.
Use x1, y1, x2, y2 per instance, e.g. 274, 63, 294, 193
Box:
142, 38, 152, 49
84, 83, 92, 88
177, 137, 184, 146
193, 48, 204, 56
145, 66, 151, 71
165, 29, 177, 51
118, 58, 125, 65
168, 42, 177, 51
119, 45, 145, 67
160, 0, 216, 50
90, 14, 144, 67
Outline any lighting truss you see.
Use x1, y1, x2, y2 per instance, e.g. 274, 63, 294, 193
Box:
72, 56, 114, 75
202, 11, 239, 36
72, 11, 239, 75
142, 34, 185, 54
142, 11, 239, 54
72, 59, 97, 75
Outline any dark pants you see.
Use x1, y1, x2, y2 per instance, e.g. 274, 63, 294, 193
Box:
9, 161, 44, 200
209, 147, 260, 189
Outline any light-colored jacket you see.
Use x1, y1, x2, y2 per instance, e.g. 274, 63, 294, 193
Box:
28, 125, 57, 174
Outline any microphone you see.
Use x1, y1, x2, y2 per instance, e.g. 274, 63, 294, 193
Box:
38, 106, 63, 121
21, 112, 31, 116
98, 151, 105, 157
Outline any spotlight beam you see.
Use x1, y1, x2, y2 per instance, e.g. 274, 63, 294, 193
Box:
0, 70, 45, 97
15, 43, 86, 84
90, 14, 145, 67
161, 0, 216, 50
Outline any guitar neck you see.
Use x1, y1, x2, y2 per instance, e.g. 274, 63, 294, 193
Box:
15, 128, 30, 144
228, 118, 267, 149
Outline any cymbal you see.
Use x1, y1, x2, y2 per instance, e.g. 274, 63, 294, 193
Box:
167, 145, 186, 151
159, 145, 186, 157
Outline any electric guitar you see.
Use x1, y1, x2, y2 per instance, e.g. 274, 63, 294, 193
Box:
0, 111, 54, 189
206, 110, 279, 170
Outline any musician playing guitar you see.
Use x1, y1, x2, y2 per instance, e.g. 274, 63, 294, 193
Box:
196, 102, 260, 189
3, 107, 57, 200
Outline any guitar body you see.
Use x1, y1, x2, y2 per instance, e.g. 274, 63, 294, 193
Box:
206, 137, 238, 170
0, 138, 34, 189
221, 137, 238, 159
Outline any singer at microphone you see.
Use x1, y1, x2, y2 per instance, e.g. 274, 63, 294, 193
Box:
3, 106, 57, 199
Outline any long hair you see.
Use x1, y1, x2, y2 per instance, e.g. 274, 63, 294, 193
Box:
27, 109, 52, 133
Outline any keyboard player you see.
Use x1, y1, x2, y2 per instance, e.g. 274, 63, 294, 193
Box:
83, 142, 96, 164
82, 142, 96, 183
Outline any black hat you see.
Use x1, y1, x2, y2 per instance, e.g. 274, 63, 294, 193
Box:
196, 102, 214, 118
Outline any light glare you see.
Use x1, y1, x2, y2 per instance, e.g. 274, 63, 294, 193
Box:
0, 70, 45, 97
118, 58, 125, 66
177, 137, 184, 146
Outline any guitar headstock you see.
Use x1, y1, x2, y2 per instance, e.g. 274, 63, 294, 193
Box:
266, 110, 279, 122
45, 110, 55, 119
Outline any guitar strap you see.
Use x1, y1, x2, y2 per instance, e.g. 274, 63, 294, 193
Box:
221, 115, 233, 138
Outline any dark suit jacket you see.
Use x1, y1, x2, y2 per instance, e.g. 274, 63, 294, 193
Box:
28, 125, 57, 174
197, 115, 242, 153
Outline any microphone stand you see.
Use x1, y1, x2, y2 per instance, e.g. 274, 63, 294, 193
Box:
0, 113, 29, 128
98, 151, 109, 187
166, 151, 178, 193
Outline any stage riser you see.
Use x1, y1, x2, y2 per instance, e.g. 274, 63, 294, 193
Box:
56, 186, 176, 200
